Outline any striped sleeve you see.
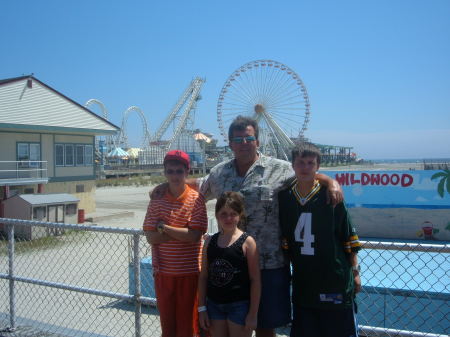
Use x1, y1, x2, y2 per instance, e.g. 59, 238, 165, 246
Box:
143, 200, 159, 231
189, 193, 208, 233
338, 202, 362, 253
343, 234, 362, 253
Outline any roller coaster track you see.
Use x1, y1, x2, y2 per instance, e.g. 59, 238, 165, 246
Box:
152, 77, 205, 151
117, 106, 151, 149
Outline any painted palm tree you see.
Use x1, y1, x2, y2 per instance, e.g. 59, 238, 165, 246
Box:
431, 169, 450, 198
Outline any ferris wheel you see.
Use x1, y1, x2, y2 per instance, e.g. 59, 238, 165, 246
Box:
217, 59, 311, 160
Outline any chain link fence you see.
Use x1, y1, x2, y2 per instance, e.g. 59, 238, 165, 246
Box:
0, 219, 159, 337
358, 241, 449, 337
0, 218, 449, 337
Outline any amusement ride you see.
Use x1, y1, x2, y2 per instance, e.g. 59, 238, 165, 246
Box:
84, 99, 115, 156
86, 60, 355, 168
116, 106, 151, 149
217, 59, 311, 161
86, 77, 205, 165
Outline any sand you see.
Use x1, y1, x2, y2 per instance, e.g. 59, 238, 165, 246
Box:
89, 185, 218, 230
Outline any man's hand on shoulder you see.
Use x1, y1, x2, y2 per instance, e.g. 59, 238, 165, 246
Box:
315, 173, 344, 206
149, 182, 168, 200
327, 179, 343, 206
186, 177, 199, 191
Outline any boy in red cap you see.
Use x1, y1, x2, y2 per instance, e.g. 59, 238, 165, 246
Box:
143, 150, 208, 337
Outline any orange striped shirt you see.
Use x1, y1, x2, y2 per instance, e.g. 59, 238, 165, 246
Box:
143, 185, 207, 276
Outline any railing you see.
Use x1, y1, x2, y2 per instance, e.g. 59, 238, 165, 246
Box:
357, 241, 449, 337
0, 218, 448, 337
423, 160, 450, 170
0, 161, 48, 184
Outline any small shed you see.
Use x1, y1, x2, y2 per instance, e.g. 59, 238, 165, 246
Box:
3, 193, 80, 240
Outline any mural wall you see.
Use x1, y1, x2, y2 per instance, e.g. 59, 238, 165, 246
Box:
326, 170, 450, 241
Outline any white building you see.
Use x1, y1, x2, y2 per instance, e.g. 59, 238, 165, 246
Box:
0, 75, 119, 220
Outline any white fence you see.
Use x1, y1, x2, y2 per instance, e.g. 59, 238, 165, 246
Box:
0, 161, 48, 184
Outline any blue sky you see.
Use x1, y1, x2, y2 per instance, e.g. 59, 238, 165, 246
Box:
1, 0, 449, 159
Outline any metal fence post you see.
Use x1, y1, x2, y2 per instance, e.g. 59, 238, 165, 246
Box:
7, 223, 16, 331
133, 234, 141, 337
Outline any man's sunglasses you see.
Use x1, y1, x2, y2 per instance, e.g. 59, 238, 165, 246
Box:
165, 169, 185, 175
231, 136, 257, 143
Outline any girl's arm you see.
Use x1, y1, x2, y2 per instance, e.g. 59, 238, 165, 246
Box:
198, 237, 211, 330
243, 236, 261, 331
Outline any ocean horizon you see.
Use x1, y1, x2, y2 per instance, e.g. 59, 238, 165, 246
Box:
368, 158, 450, 164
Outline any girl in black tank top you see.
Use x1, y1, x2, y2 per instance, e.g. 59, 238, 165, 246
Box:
207, 231, 250, 303
198, 192, 261, 337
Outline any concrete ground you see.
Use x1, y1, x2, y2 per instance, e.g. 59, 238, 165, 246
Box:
86, 185, 218, 231
0, 325, 74, 337
86, 185, 151, 229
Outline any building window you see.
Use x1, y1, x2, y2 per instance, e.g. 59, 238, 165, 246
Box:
33, 206, 46, 220
85, 145, 93, 166
29, 144, 40, 167
65, 204, 77, 215
76, 145, 85, 166
55, 144, 64, 166
56, 143, 93, 167
65, 144, 74, 166
76, 184, 84, 193
18, 143, 29, 161
18, 142, 40, 167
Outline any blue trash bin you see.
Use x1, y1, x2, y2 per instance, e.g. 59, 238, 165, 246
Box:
128, 256, 156, 299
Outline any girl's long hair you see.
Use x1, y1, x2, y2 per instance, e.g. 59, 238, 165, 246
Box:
215, 191, 247, 230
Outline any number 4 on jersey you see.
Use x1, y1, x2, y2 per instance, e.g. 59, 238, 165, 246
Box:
294, 213, 315, 255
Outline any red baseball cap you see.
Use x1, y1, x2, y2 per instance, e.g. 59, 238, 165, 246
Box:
164, 150, 190, 170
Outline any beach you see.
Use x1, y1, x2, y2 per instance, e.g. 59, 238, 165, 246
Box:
88, 185, 218, 230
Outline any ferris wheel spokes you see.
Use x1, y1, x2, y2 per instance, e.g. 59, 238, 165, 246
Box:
217, 60, 311, 160
259, 111, 294, 152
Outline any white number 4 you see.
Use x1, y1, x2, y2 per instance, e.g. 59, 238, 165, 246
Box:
294, 213, 315, 255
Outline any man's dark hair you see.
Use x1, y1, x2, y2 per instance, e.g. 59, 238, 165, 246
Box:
291, 142, 322, 166
228, 115, 259, 142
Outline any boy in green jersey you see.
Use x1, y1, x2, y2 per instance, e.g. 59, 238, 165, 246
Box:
278, 143, 362, 337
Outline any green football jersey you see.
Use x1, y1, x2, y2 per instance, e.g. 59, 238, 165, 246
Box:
278, 181, 361, 309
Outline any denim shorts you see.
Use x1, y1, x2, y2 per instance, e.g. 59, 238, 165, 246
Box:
206, 298, 250, 326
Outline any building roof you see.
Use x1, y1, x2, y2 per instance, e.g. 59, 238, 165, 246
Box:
108, 147, 129, 158
194, 132, 212, 143
16, 193, 80, 206
127, 148, 141, 158
0, 75, 120, 135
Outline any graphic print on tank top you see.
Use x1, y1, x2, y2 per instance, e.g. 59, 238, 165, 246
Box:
209, 258, 235, 287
